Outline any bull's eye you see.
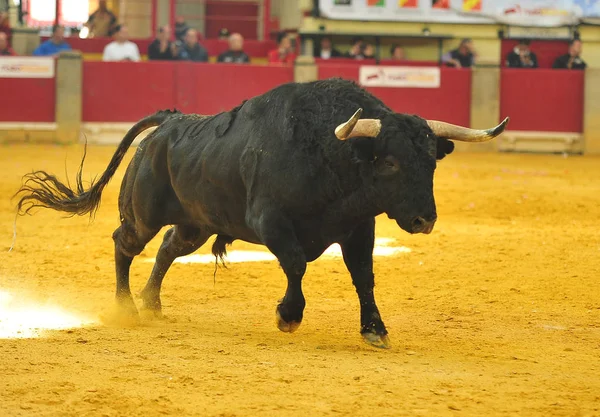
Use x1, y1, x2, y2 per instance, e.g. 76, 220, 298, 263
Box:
376, 156, 399, 176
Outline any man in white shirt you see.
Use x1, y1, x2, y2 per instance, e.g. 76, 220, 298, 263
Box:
102, 24, 141, 62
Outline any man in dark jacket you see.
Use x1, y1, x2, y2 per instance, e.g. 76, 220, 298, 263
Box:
148, 25, 176, 60
177, 28, 208, 62
442, 38, 476, 68
217, 33, 250, 63
315, 36, 342, 59
506, 39, 538, 68
553, 39, 587, 70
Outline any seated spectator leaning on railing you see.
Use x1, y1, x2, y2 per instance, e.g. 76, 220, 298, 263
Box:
85, 0, 117, 38
33, 25, 71, 56
553, 39, 587, 70
176, 28, 208, 62
315, 36, 342, 59
345, 37, 366, 59
0, 32, 15, 56
506, 39, 538, 68
442, 38, 476, 68
268, 32, 296, 64
0, 11, 11, 45
102, 24, 141, 62
148, 25, 177, 60
389, 44, 405, 61
217, 33, 250, 63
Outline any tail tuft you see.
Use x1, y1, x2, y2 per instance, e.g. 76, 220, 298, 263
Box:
211, 235, 235, 268
14, 141, 103, 218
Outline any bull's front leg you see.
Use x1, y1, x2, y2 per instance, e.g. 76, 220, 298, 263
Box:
248, 206, 307, 333
340, 218, 390, 349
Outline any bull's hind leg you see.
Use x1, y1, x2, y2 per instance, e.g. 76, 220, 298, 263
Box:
139, 226, 210, 317
340, 218, 390, 349
112, 222, 161, 318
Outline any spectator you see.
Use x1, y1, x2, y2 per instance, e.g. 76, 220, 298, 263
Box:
345, 37, 366, 59
148, 25, 176, 60
174, 16, 190, 42
218, 28, 230, 40
390, 44, 406, 61
553, 39, 587, 70
177, 28, 208, 62
0, 32, 16, 56
33, 25, 72, 56
442, 38, 476, 68
506, 39, 538, 68
102, 24, 141, 62
268, 32, 296, 65
315, 36, 341, 59
0, 11, 11, 45
85, 0, 117, 38
217, 33, 250, 64
363, 44, 375, 59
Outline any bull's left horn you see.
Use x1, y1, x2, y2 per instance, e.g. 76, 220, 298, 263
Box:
335, 108, 382, 140
427, 117, 510, 142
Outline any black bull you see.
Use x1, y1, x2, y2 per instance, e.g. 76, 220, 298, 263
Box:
15, 78, 509, 348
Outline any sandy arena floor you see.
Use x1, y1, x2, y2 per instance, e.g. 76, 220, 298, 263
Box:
0, 143, 599, 416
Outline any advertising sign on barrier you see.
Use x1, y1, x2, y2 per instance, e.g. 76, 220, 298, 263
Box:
359, 66, 441, 88
0, 57, 55, 79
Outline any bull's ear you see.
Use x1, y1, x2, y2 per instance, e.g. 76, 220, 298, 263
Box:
349, 137, 376, 162
436, 138, 455, 160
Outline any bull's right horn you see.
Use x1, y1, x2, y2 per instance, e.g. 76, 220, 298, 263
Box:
335, 108, 382, 140
427, 117, 510, 142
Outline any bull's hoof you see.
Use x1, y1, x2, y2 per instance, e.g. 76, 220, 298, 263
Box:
101, 298, 141, 327
139, 307, 164, 321
276, 309, 302, 333
362, 332, 391, 349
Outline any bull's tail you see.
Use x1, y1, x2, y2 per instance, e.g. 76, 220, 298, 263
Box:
14, 109, 179, 219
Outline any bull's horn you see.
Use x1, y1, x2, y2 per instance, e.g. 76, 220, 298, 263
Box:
335, 108, 382, 140
427, 117, 510, 142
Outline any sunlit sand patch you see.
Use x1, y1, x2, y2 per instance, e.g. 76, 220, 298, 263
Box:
0, 290, 95, 339
143, 237, 411, 264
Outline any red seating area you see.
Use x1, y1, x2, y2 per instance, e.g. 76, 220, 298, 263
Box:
39, 36, 277, 58
1, 60, 585, 134
204, 0, 259, 40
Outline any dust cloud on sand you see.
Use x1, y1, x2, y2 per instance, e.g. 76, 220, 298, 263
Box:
0, 289, 95, 339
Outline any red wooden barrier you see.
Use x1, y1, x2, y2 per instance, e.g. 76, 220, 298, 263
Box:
41, 37, 277, 57
0, 78, 55, 122
500, 69, 584, 133
500, 39, 569, 69
82, 61, 293, 121
175, 63, 293, 114
82, 61, 177, 122
318, 64, 471, 126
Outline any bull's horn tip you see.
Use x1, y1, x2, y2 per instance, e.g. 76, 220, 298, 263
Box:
487, 117, 510, 137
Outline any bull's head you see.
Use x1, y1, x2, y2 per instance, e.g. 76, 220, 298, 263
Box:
335, 108, 509, 234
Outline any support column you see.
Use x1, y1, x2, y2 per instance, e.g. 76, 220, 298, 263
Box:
11, 27, 41, 56
584, 68, 600, 155
55, 51, 83, 144
455, 67, 500, 153
294, 55, 317, 83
